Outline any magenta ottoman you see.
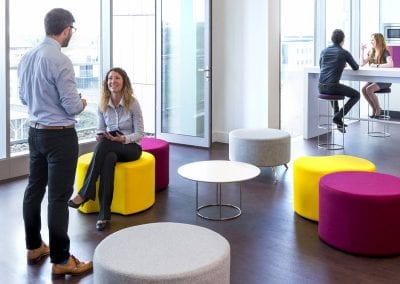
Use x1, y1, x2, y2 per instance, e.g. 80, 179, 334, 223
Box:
318, 171, 400, 256
141, 137, 169, 191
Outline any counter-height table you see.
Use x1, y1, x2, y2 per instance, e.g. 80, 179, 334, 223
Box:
304, 66, 400, 139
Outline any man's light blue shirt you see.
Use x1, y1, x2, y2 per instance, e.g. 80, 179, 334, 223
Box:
18, 36, 84, 126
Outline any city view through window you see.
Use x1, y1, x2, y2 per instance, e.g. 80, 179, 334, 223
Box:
9, 0, 100, 155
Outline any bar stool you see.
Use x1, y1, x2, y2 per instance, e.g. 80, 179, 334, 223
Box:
317, 94, 345, 150
368, 88, 391, 137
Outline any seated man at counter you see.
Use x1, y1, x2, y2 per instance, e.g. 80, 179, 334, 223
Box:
318, 29, 360, 133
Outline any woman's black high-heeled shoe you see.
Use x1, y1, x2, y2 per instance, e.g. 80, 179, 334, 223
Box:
68, 197, 88, 209
96, 220, 109, 231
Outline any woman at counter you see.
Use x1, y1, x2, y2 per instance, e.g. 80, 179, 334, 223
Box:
360, 33, 393, 118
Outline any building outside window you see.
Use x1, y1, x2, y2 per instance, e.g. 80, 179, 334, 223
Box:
9, 0, 100, 156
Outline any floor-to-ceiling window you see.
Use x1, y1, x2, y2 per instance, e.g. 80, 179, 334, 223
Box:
281, 0, 378, 137
325, 1, 351, 47
0, 0, 6, 160
360, 0, 381, 118
324, 0, 361, 122
9, 0, 100, 156
112, 0, 156, 135
280, 0, 315, 137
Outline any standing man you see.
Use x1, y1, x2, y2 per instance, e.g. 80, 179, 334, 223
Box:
318, 29, 360, 133
18, 8, 93, 276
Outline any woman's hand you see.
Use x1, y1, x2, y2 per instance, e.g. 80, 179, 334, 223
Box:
103, 132, 126, 143
96, 133, 104, 142
360, 44, 368, 66
361, 43, 367, 50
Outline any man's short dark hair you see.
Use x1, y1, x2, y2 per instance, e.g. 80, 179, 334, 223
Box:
331, 29, 345, 45
44, 8, 75, 36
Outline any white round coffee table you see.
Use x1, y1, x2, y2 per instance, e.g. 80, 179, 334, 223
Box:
178, 160, 260, 220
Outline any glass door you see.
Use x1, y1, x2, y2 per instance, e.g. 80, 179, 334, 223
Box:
156, 0, 211, 147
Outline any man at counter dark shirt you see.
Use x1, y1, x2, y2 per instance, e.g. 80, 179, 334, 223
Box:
318, 29, 360, 133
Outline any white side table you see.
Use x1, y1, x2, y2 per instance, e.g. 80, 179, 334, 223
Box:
178, 160, 260, 220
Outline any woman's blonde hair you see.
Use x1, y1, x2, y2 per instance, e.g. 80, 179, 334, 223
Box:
99, 67, 134, 112
369, 33, 388, 64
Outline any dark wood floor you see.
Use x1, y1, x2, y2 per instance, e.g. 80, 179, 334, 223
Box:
1, 120, 400, 284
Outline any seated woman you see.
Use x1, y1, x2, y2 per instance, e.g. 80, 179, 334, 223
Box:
68, 67, 144, 231
360, 33, 393, 118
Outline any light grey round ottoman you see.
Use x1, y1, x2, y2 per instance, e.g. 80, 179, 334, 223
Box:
229, 128, 291, 182
93, 222, 230, 283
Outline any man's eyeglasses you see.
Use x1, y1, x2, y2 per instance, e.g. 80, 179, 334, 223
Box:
69, 26, 77, 33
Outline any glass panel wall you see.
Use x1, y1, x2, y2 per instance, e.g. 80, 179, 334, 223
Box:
0, 0, 6, 159
325, 1, 350, 48
9, 0, 100, 156
281, 0, 314, 137
324, 0, 361, 121
112, 0, 156, 135
360, 0, 380, 117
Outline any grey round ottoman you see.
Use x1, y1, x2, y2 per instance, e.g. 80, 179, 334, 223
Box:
93, 222, 231, 283
229, 128, 291, 182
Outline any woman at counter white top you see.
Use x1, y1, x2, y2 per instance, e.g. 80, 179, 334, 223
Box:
360, 33, 393, 118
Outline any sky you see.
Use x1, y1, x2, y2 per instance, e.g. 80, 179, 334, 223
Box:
9, 0, 99, 46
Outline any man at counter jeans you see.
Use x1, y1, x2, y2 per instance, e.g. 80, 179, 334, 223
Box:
360, 33, 393, 118
18, 8, 93, 276
318, 29, 360, 133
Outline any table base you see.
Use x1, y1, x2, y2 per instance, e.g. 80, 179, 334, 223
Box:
196, 182, 242, 221
197, 204, 241, 221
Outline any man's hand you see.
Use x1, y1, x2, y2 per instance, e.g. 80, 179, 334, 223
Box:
81, 98, 87, 109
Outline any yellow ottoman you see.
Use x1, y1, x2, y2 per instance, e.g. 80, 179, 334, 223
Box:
293, 155, 375, 221
75, 151, 155, 215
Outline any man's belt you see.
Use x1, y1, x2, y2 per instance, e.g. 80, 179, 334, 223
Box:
30, 122, 75, 129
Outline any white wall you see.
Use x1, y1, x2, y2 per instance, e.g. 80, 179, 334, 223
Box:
212, 0, 272, 143
381, 0, 400, 24
380, 0, 400, 111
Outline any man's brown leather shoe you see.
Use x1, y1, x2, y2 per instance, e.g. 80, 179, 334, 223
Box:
52, 255, 93, 276
27, 242, 50, 265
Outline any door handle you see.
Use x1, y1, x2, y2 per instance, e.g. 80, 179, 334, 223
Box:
197, 68, 211, 80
